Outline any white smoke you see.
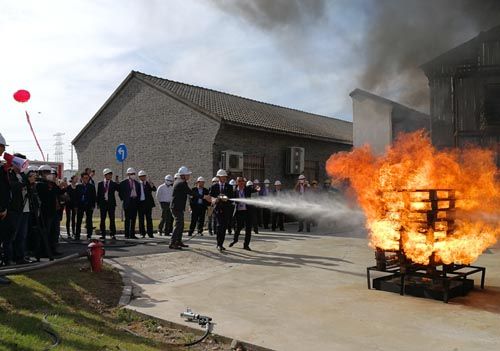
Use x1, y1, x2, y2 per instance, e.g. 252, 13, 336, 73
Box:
231, 192, 365, 228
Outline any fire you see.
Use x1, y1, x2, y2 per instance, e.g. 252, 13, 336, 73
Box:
326, 131, 499, 265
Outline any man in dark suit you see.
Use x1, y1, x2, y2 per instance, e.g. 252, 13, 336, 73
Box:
170, 166, 195, 249
138, 170, 156, 238
97, 168, 119, 240
271, 180, 285, 231
0, 134, 12, 283
208, 169, 234, 252
188, 176, 210, 236
229, 177, 257, 250
119, 168, 141, 239
75, 172, 96, 240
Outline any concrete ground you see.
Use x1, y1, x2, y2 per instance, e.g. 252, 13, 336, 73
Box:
112, 225, 500, 351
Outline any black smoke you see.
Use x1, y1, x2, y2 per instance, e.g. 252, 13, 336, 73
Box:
211, 0, 500, 111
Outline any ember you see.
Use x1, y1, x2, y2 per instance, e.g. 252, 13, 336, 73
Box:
326, 131, 499, 301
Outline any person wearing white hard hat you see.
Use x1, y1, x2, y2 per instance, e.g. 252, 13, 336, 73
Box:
229, 177, 258, 251
137, 170, 156, 238
208, 169, 235, 252
295, 174, 311, 232
119, 167, 142, 239
74, 171, 97, 241
207, 176, 219, 235
97, 168, 119, 240
259, 179, 272, 229
188, 176, 210, 236
156, 174, 174, 236
35, 164, 66, 256
271, 180, 285, 231
174, 173, 180, 180
170, 166, 197, 249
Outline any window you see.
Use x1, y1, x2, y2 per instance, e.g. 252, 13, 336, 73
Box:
304, 160, 319, 182
484, 85, 500, 127
243, 155, 265, 181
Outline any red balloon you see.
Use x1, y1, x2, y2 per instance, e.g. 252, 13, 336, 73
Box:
13, 89, 31, 103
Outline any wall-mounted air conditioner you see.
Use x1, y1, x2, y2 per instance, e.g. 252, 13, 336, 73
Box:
221, 150, 244, 172
285, 147, 305, 175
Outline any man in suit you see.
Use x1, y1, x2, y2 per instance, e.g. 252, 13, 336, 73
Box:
0, 134, 12, 283
75, 172, 96, 240
259, 179, 271, 229
207, 176, 218, 235
208, 169, 234, 252
188, 176, 210, 236
97, 168, 119, 240
271, 180, 285, 231
119, 168, 141, 239
295, 174, 311, 232
138, 170, 156, 238
170, 166, 195, 249
229, 177, 257, 250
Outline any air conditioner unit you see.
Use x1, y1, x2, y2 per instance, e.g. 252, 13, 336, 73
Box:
221, 150, 244, 172
285, 147, 305, 175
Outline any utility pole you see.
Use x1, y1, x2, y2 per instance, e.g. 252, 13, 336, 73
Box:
53, 132, 65, 163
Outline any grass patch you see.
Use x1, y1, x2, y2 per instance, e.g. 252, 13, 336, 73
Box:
0, 259, 227, 350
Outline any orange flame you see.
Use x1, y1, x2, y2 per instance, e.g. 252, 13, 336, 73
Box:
326, 131, 499, 265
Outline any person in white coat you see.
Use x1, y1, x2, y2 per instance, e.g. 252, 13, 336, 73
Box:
156, 174, 174, 236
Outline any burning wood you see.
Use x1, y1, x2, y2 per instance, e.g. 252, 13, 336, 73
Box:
326, 130, 499, 266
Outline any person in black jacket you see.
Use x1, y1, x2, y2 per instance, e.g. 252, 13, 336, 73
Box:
36, 165, 65, 255
65, 175, 79, 237
97, 168, 119, 240
137, 170, 156, 238
230, 177, 258, 250
75, 172, 96, 240
119, 168, 142, 239
208, 169, 234, 252
0, 135, 12, 282
170, 166, 196, 249
188, 176, 210, 236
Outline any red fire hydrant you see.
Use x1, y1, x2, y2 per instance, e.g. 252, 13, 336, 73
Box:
87, 240, 105, 272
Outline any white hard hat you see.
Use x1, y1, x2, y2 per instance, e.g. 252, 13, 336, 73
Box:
26, 165, 38, 173
165, 174, 174, 182
216, 169, 228, 177
38, 165, 52, 172
138, 170, 147, 177
126, 167, 136, 174
103, 168, 113, 175
174, 173, 180, 179
298, 174, 306, 180
197, 176, 205, 182
229, 179, 236, 186
253, 179, 260, 184
246, 180, 253, 187
264, 179, 270, 184
212, 176, 219, 183
274, 180, 282, 186
51, 168, 57, 174
177, 166, 192, 176
0, 133, 8, 146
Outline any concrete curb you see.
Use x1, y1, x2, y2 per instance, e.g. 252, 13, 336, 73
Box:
108, 259, 275, 351
107, 259, 133, 306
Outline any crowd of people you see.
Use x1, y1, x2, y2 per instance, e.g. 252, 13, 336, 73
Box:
0, 132, 339, 271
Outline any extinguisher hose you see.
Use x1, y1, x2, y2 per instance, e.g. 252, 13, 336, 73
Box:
42, 314, 61, 350
182, 322, 212, 346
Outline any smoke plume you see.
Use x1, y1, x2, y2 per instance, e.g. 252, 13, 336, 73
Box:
211, 0, 500, 111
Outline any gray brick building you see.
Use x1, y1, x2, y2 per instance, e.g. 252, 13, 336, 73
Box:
72, 71, 352, 195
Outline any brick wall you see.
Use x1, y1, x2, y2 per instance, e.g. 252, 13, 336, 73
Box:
213, 123, 351, 188
74, 76, 220, 218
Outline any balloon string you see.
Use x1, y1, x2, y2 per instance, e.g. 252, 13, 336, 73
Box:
25, 110, 46, 161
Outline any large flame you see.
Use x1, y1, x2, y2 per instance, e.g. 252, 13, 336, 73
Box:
326, 131, 499, 265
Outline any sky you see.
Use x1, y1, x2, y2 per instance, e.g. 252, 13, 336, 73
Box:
0, 0, 492, 169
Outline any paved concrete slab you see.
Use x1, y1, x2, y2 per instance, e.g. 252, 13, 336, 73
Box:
112, 225, 500, 351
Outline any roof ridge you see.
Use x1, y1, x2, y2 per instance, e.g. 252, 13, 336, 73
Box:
133, 70, 350, 124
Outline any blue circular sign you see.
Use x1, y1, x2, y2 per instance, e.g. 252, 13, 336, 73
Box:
116, 144, 128, 162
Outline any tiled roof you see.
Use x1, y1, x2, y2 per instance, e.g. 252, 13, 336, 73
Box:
134, 71, 352, 143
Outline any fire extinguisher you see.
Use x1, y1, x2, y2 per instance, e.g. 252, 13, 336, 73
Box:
87, 239, 105, 272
